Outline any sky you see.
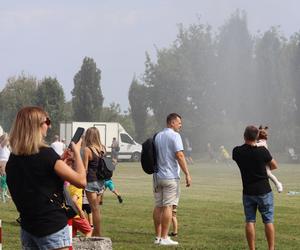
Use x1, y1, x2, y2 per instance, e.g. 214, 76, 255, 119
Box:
0, 0, 299, 111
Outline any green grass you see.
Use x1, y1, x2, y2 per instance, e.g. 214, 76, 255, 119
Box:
1, 161, 300, 249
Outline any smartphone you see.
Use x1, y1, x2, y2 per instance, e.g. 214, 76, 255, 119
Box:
68, 127, 85, 149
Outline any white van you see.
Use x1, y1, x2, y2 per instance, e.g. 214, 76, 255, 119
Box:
60, 122, 141, 161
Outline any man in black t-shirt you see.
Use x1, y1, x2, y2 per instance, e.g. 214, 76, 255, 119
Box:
232, 125, 278, 250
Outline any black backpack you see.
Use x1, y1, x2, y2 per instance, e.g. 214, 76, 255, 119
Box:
141, 133, 158, 174
97, 157, 114, 180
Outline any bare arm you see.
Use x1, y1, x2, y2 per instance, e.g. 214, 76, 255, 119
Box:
54, 139, 86, 188
175, 151, 191, 187
268, 159, 278, 171
71, 194, 86, 219
82, 147, 91, 171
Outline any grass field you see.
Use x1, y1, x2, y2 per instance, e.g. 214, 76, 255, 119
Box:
1, 161, 300, 249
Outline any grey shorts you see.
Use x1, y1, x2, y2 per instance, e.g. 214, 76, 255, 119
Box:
154, 178, 180, 207
85, 180, 105, 194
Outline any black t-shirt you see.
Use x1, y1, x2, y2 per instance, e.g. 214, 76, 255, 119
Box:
6, 147, 67, 237
232, 144, 272, 195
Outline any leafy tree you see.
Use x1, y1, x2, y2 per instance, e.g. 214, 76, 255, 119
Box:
0, 73, 37, 131
72, 57, 103, 121
215, 9, 254, 124
128, 76, 148, 142
63, 101, 73, 122
144, 21, 216, 149
100, 102, 122, 122
287, 33, 300, 126
35, 77, 66, 141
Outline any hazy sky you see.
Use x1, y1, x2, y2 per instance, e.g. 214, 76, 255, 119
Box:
0, 0, 299, 110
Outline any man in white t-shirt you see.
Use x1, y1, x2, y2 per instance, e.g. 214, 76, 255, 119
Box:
153, 113, 192, 246
50, 135, 65, 156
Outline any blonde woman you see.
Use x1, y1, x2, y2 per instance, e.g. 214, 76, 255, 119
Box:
83, 127, 106, 236
6, 106, 86, 250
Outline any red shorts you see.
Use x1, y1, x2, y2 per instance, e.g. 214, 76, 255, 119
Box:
72, 217, 92, 237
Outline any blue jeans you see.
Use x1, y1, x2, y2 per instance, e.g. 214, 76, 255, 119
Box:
21, 224, 71, 250
243, 191, 274, 224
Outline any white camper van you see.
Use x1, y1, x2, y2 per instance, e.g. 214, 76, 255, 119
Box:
60, 122, 141, 161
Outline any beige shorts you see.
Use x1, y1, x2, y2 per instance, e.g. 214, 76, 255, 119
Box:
154, 178, 180, 207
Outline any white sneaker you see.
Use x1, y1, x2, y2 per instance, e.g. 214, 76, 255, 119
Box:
159, 237, 178, 246
154, 237, 161, 244
276, 182, 283, 193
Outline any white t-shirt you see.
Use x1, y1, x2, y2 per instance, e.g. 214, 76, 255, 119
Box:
257, 139, 268, 149
0, 145, 10, 161
50, 141, 65, 156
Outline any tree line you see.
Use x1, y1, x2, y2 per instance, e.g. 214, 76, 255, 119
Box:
1, 10, 299, 153
0, 57, 134, 142
129, 10, 300, 153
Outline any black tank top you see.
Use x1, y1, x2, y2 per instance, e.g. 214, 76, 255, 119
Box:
86, 147, 100, 182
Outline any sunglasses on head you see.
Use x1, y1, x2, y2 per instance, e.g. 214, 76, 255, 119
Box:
41, 117, 51, 126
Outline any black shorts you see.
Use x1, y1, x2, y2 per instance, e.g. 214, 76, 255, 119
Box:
82, 204, 91, 214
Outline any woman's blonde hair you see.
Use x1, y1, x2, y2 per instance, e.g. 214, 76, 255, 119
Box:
9, 106, 48, 155
84, 127, 105, 154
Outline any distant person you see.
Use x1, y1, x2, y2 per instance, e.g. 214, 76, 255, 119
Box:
256, 126, 283, 193
111, 137, 120, 161
83, 127, 106, 236
51, 134, 65, 156
287, 147, 298, 162
61, 138, 67, 150
232, 125, 278, 250
153, 113, 192, 246
207, 143, 218, 163
184, 137, 194, 164
6, 106, 86, 250
220, 145, 231, 166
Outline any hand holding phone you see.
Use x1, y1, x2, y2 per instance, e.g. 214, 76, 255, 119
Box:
68, 127, 85, 149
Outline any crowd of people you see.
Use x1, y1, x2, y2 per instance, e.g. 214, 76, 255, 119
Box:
1, 106, 283, 250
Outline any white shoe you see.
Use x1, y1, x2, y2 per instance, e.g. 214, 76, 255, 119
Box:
159, 237, 178, 246
276, 182, 283, 193
154, 237, 161, 244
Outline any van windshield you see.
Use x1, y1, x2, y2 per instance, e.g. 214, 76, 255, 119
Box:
121, 133, 135, 145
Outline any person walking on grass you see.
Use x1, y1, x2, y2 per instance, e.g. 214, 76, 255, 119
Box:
103, 178, 123, 203
153, 113, 192, 246
232, 125, 278, 250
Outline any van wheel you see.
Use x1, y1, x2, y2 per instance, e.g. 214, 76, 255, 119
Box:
131, 152, 141, 162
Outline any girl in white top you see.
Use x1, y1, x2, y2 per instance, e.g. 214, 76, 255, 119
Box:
0, 133, 11, 202
0, 133, 10, 174
256, 126, 283, 193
